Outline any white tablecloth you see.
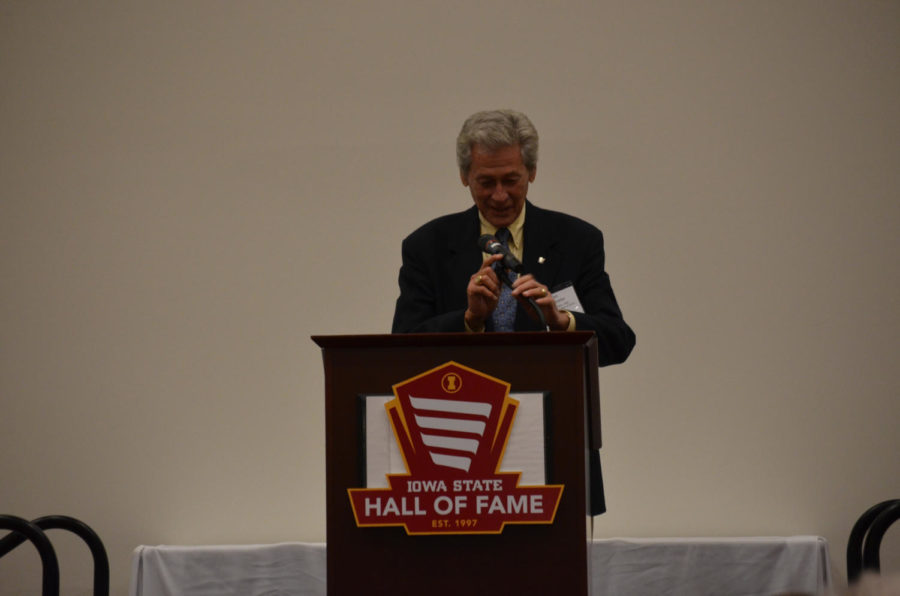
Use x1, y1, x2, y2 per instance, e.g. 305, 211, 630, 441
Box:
130, 536, 832, 596
591, 537, 832, 595
130, 542, 326, 596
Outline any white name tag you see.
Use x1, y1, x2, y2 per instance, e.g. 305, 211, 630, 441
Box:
551, 283, 584, 313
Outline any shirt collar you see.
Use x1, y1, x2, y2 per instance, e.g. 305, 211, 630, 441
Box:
478, 203, 526, 252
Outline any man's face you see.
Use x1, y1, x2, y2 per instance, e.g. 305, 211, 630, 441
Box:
461, 144, 536, 229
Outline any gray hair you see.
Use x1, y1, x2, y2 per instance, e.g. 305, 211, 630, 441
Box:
456, 109, 539, 176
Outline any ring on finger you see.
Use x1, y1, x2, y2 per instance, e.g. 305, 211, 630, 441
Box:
475, 275, 483, 285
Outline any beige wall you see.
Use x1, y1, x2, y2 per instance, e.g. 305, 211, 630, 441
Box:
2, 1, 898, 593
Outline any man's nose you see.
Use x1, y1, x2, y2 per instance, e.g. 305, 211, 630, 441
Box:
491, 184, 508, 201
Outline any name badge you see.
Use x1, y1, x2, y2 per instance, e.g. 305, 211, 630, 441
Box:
551, 282, 584, 313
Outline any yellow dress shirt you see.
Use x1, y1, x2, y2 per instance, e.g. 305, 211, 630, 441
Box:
467, 204, 575, 332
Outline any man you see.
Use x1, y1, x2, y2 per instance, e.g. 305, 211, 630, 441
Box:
391, 110, 635, 516
391, 109, 635, 367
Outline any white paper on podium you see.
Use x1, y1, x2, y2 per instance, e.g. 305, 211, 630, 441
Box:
363, 392, 547, 488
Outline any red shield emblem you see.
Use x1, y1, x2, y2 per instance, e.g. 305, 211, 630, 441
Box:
348, 361, 564, 534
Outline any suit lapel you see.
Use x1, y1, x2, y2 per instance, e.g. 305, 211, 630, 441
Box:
445, 206, 483, 307
516, 202, 562, 330
522, 202, 562, 288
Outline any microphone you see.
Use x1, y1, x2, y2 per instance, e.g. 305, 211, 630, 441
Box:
477, 234, 548, 331
478, 234, 523, 273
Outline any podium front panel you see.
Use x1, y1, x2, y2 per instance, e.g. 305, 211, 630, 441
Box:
314, 332, 597, 596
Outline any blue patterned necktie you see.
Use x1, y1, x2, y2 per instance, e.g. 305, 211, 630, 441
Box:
491, 228, 517, 332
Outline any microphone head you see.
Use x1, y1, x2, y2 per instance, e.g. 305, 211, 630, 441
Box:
477, 234, 522, 272
477, 234, 499, 253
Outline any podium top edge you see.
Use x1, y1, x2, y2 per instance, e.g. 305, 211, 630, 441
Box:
311, 331, 597, 350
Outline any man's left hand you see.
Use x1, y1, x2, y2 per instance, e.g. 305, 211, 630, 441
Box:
511, 274, 570, 331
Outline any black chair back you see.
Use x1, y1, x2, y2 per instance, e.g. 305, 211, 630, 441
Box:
0, 514, 108, 596
847, 499, 900, 583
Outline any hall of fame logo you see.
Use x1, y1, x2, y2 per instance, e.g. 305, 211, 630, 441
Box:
348, 361, 564, 534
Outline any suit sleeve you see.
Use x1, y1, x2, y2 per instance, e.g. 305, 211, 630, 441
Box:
569, 228, 636, 366
391, 234, 467, 333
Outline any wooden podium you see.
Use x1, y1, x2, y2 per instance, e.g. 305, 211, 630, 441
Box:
312, 332, 601, 596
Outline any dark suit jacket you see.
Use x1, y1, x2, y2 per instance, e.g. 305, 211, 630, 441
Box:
390, 201, 634, 514
391, 201, 635, 366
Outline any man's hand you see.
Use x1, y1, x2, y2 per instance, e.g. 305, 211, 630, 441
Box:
465, 253, 505, 331
511, 274, 570, 330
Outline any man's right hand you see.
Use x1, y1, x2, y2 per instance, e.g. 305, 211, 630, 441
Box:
464, 253, 505, 331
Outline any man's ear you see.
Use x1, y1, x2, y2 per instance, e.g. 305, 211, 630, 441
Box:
528, 167, 537, 183
460, 170, 469, 186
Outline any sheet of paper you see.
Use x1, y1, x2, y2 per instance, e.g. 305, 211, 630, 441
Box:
364, 392, 547, 488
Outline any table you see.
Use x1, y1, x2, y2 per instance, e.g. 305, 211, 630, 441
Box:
591, 537, 832, 595
130, 536, 832, 596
